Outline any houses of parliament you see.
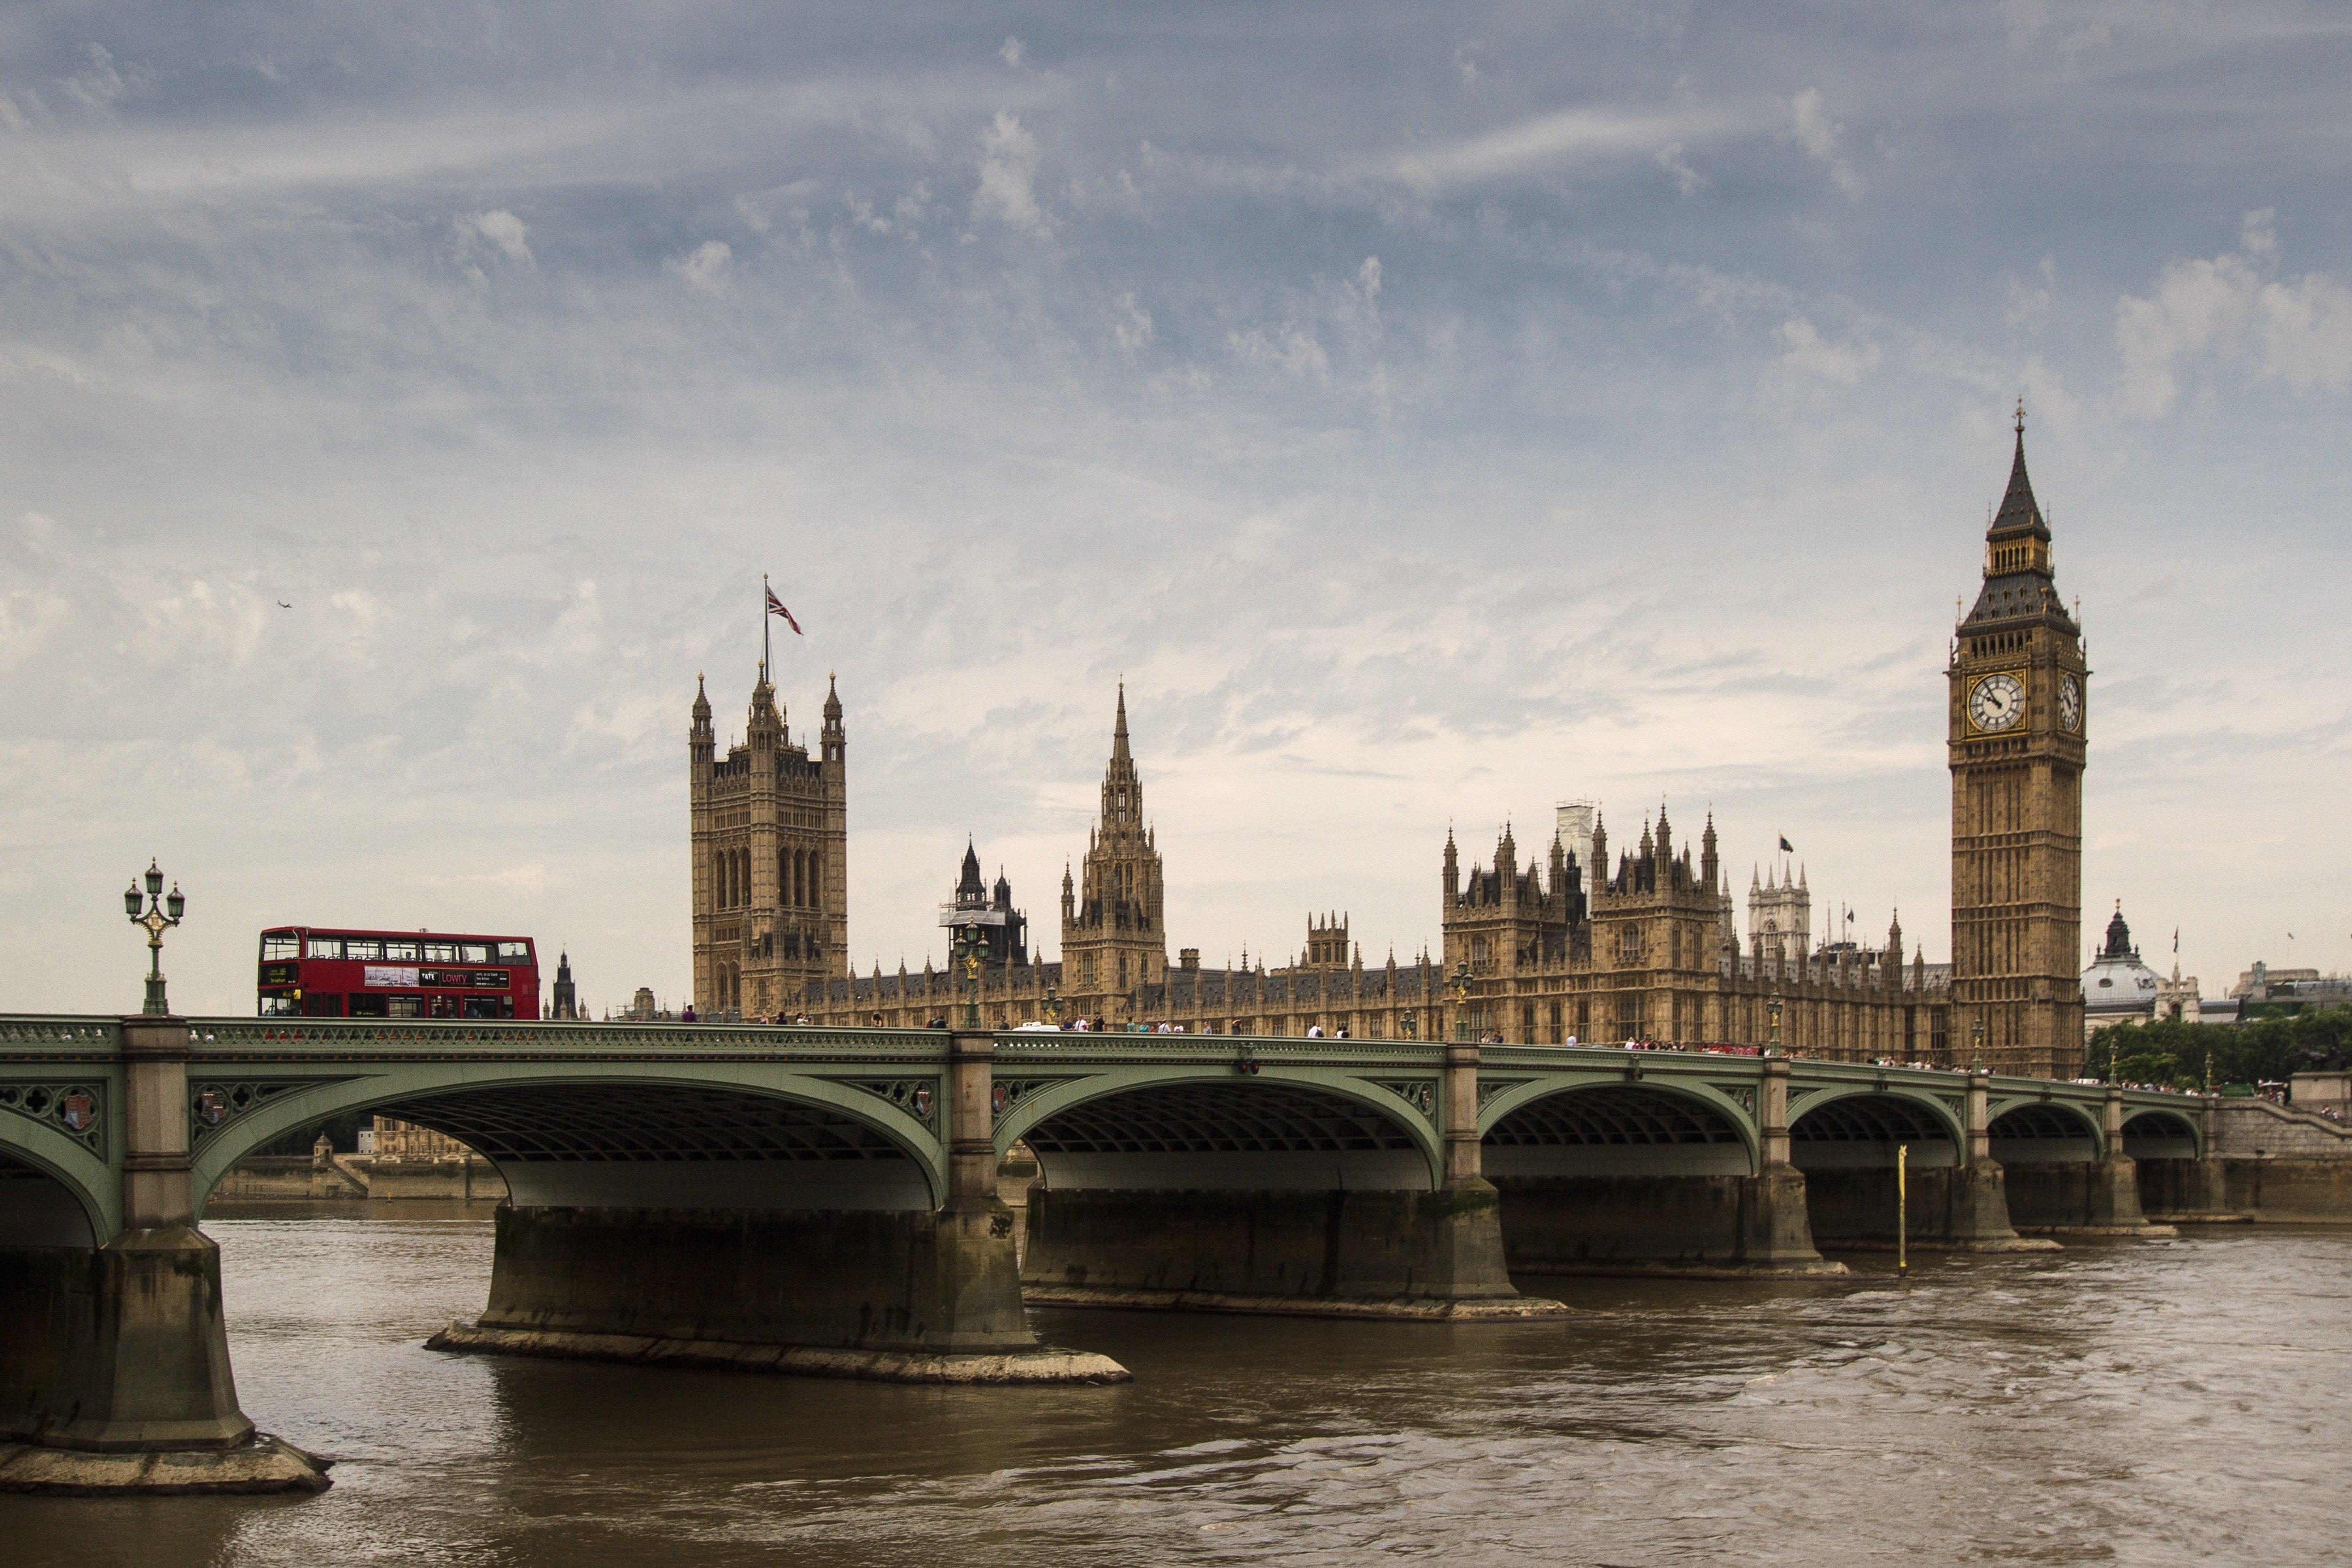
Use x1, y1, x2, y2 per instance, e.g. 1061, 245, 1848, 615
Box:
694, 419, 2088, 1077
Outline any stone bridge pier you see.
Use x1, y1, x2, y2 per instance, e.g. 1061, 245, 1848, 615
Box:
426, 1032, 1125, 1380
1481, 1056, 1840, 1277
1999, 1087, 2178, 1237
1792, 1071, 2046, 1253
0, 1017, 329, 1493
1015, 1042, 1563, 1318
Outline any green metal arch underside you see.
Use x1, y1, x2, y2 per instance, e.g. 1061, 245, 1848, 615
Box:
188, 1063, 948, 1213
0, 1117, 116, 1241
992, 1064, 1445, 1185
2117, 1103, 2202, 1154
1475, 1073, 1763, 1173
1789, 1084, 1971, 1149
1986, 1094, 2109, 1156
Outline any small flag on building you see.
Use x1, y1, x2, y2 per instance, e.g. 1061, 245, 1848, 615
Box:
1778, 835, 1794, 853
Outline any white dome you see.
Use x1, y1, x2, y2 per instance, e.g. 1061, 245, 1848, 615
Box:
2081, 952, 2161, 1014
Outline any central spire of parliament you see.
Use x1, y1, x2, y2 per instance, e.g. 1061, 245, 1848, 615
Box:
1060, 682, 1167, 1001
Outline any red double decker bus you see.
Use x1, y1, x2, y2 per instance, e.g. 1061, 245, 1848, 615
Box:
257, 927, 541, 1020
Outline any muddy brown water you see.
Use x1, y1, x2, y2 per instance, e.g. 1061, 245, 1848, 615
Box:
9, 1203, 2347, 1565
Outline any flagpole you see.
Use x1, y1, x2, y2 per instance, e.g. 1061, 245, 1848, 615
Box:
762, 572, 771, 683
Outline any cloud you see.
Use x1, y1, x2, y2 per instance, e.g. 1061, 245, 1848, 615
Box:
456, 209, 534, 266
61, 43, 142, 116
1452, 41, 1486, 93
999, 36, 1026, 70
1228, 324, 1330, 381
1654, 141, 1703, 195
1776, 318, 1880, 383
2005, 257, 2056, 329
2115, 234, 2352, 416
735, 179, 820, 234
974, 110, 1048, 234
664, 239, 734, 295
1396, 105, 1733, 187
1111, 291, 1154, 353
2240, 207, 2276, 257
1786, 87, 1862, 199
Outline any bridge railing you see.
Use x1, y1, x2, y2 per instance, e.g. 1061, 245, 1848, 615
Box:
0, 1016, 2209, 1116
0, 1016, 122, 1052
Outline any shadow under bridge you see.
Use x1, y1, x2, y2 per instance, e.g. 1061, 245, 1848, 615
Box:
339, 1080, 936, 1212
1006, 1074, 1525, 1308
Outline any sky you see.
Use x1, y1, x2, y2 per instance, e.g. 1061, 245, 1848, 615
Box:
3, 3, 2348, 1017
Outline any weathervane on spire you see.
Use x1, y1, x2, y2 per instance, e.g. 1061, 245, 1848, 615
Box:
2014, 394, 2026, 435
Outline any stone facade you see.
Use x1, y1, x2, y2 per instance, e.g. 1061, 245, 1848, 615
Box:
1948, 409, 2088, 1078
1439, 810, 1948, 1057
1747, 862, 1811, 967
689, 667, 848, 1018
798, 697, 1949, 1057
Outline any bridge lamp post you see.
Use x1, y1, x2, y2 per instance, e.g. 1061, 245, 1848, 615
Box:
951, 925, 986, 1031
123, 858, 186, 1016
1971, 1016, 1985, 1073
1448, 959, 1475, 1044
1766, 993, 1783, 1056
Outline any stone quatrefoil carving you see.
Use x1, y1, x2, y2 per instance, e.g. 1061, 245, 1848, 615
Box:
1371, 1079, 1437, 1118
0, 1081, 106, 1157
847, 1078, 940, 1129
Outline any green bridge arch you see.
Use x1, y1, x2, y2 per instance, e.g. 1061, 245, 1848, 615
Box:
1475, 1074, 1765, 1173
186, 1062, 950, 1213
992, 1063, 1447, 1189
0, 1116, 117, 1245
1787, 1083, 1971, 1152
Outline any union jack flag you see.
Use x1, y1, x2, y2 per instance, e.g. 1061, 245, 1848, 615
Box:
765, 586, 802, 635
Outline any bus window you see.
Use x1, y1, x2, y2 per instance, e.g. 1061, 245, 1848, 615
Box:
387, 996, 425, 1018
346, 937, 386, 961
259, 994, 299, 1016
306, 936, 343, 960
459, 942, 491, 964
463, 996, 513, 1020
302, 993, 343, 1017
385, 940, 422, 962
423, 942, 457, 963
262, 933, 300, 960
347, 994, 388, 1017
497, 941, 531, 962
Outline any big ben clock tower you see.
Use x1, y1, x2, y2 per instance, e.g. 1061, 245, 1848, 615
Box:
1949, 403, 2087, 1078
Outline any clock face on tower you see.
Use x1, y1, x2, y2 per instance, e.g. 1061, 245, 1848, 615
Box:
1968, 672, 2026, 733
2059, 673, 2083, 732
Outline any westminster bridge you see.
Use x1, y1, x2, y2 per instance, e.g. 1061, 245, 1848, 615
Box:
0, 1013, 2217, 1489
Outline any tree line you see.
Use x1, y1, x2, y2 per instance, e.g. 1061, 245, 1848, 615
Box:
2088, 1010, 2352, 1091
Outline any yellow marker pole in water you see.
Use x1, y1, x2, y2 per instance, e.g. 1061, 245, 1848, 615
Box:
1896, 1143, 1909, 1279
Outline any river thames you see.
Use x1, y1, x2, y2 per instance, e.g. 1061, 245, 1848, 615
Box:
9, 1206, 2346, 1565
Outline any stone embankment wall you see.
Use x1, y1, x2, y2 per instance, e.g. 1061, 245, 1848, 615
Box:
2200, 1100, 2352, 1222
210, 1155, 508, 1204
